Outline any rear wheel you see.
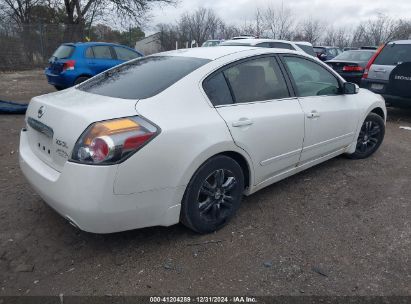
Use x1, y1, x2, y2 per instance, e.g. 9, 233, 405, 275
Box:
181, 155, 244, 234
74, 76, 90, 85
348, 113, 385, 159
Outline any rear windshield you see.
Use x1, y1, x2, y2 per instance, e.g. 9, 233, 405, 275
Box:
78, 56, 210, 99
296, 44, 316, 56
374, 44, 411, 66
333, 50, 375, 61
52, 45, 74, 59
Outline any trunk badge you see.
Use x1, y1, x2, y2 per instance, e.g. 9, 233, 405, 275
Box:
38, 106, 45, 119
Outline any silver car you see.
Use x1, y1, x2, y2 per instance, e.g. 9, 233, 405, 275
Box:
361, 40, 411, 107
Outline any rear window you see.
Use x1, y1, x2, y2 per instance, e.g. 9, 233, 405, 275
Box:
296, 44, 316, 56
52, 45, 74, 59
78, 56, 210, 99
374, 44, 411, 66
333, 50, 375, 61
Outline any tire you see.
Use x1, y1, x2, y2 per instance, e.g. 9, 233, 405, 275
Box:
348, 113, 385, 159
54, 85, 64, 91
180, 155, 245, 234
74, 76, 90, 85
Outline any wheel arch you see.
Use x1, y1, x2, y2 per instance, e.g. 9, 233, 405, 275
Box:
181, 146, 255, 197
370, 107, 385, 120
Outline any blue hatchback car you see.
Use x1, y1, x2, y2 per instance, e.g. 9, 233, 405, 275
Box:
45, 42, 143, 90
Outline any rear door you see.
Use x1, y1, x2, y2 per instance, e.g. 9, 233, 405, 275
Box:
203, 55, 305, 185
281, 55, 360, 164
86, 45, 116, 74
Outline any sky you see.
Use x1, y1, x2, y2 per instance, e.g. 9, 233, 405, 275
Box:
146, 0, 411, 34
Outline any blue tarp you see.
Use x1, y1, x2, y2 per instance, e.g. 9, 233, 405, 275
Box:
0, 100, 28, 114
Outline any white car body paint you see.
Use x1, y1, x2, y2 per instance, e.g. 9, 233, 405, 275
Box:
19, 46, 386, 233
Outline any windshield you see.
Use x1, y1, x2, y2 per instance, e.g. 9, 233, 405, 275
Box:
374, 44, 411, 66
333, 50, 375, 61
78, 56, 210, 99
52, 45, 74, 59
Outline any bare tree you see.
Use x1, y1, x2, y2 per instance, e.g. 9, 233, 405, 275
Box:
0, 0, 45, 25
178, 7, 221, 45
296, 17, 323, 44
264, 2, 294, 40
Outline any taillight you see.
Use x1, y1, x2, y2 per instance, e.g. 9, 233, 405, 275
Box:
71, 116, 159, 165
343, 65, 364, 72
362, 45, 384, 79
63, 60, 76, 71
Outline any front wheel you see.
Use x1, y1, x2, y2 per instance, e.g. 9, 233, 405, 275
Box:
348, 113, 385, 159
181, 155, 245, 234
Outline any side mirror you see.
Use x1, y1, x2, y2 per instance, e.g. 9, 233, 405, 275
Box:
319, 53, 327, 60
343, 82, 359, 94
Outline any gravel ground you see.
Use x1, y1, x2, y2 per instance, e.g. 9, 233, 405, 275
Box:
0, 70, 410, 296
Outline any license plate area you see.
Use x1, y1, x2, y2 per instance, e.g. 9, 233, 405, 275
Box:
36, 133, 53, 157
371, 83, 384, 90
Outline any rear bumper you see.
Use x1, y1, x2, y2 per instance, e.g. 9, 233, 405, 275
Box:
44, 69, 76, 88
19, 129, 183, 233
361, 79, 411, 107
338, 72, 363, 85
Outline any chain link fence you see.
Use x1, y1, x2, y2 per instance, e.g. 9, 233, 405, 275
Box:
0, 24, 135, 71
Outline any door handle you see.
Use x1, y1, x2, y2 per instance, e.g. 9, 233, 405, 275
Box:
307, 111, 320, 119
374, 69, 386, 73
232, 118, 253, 127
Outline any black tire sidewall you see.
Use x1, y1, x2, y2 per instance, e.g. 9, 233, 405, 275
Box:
181, 155, 244, 234
351, 113, 385, 159
74, 76, 89, 85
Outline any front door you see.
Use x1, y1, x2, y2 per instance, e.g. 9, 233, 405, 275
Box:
281, 55, 360, 164
203, 55, 305, 185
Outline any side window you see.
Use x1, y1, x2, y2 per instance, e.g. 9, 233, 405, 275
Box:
85, 47, 94, 58
223, 56, 290, 104
114, 47, 140, 61
255, 42, 270, 48
92, 46, 113, 59
203, 72, 233, 106
283, 56, 340, 97
270, 42, 294, 50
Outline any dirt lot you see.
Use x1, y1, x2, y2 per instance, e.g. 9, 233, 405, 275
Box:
0, 70, 410, 296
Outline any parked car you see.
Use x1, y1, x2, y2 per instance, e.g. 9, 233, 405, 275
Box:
21, 46, 386, 234
360, 46, 378, 50
361, 40, 411, 107
326, 49, 376, 84
45, 42, 143, 90
220, 39, 316, 57
231, 35, 256, 40
314, 46, 342, 61
293, 41, 317, 57
202, 40, 224, 47
343, 47, 359, 51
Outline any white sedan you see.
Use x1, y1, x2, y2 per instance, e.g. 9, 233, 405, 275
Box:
19, 47, 386, 234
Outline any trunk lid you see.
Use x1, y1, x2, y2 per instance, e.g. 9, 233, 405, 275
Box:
25, 89, 139, 172
368, 64, 396, 81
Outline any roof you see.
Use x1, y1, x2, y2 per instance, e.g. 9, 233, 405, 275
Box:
388, 40, 411, 45
63, 42, 127, 47
156, 46, 299, 60
221, 38, 294, 46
